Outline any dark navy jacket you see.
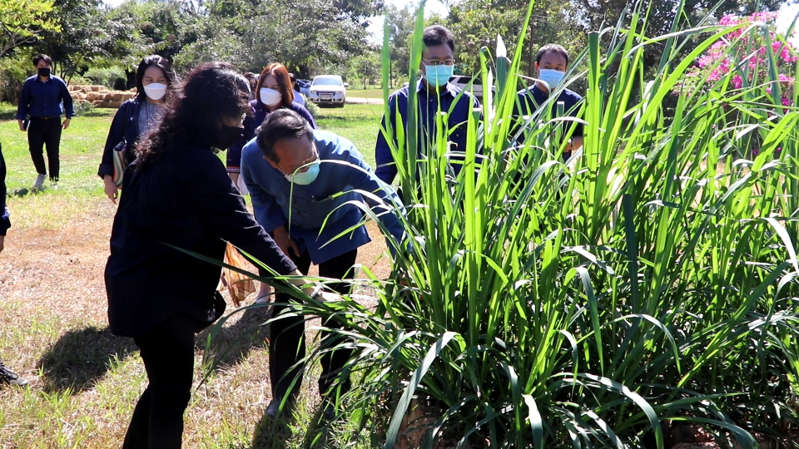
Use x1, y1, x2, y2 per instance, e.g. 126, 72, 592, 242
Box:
226, 100, 316, 173
514, 84, 584, 139
98, 99, 145, 178
374, 79, 479, 184
16, 74, 74, 119
0, 143, 9, 236
105, 144, 297, 337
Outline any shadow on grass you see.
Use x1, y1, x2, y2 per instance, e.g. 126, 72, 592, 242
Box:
37, 325, 137, 393
249, 400, 333, 449
250, 411, 295, 449
197, 303, 271, 370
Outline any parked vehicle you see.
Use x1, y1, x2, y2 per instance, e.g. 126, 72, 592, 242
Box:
308, 75, 346, 107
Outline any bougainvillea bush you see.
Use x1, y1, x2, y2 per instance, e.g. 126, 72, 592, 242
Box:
685, 11, 797, 106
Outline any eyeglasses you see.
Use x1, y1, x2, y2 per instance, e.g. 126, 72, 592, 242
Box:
290, 145, 319, 174
422, 58, 455, 65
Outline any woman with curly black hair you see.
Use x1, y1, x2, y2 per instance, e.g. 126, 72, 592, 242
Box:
105, 62, 305, 449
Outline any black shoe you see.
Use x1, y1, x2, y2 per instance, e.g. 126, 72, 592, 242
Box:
0, 363, 28, 386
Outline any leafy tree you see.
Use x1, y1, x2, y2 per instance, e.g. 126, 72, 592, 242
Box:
0, 0, 60, 58
384, 4, 415, 85
447, 0, 584, 76
348, 50, 381, 88
37, 0, 120, 83
574, 0, 795, 38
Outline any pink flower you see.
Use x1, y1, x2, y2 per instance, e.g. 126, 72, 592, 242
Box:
720, 14, 739, 26
783, 97, 792, 106
778, 74, 794, 84
732, 74, 743, 88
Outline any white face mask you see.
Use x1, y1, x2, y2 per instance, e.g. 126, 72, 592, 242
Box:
259, 88, 282, 106
143, 83, 167, 101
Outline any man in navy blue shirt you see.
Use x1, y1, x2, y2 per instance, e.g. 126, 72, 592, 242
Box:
374, 25, 479, 192
16, 54, 74, 190
515, 44, 583, 156
0, 143, 27, 387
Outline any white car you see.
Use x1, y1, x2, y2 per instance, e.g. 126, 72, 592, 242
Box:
308, 75, 346, 107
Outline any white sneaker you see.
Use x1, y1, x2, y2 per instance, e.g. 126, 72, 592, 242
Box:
32, 174, 45, 191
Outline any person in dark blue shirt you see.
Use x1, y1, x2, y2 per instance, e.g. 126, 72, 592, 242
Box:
515, 44, 583, 157
98, 55, 177, 202
16, 54, 74, 190
0, 143, 28, 387
374, 25, 479, 191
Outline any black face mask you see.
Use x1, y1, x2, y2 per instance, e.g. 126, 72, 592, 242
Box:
38, 67, 51, 78
215, 125, 245, 149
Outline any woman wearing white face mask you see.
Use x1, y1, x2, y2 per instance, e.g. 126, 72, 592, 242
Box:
98, 55, 177, 202
226, 63, 315, 185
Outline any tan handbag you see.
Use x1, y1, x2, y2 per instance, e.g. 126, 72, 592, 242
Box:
220, 243, 256, 306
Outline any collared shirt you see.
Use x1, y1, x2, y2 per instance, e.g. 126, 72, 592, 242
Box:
241, 129, 405, 264
514, 84, 583, 138
374, 79, 479, 184
0, 143, 9, 236
16, 74, 75, 119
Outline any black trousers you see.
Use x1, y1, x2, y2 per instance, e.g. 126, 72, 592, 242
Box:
27, 117, 61, 181
123, 314, 197, 449
270, 248, 357, 402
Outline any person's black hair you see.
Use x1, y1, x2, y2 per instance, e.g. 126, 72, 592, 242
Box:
422, 25, 455, 52
135, 55, 177, 103
136, 62, 250, 168
32, 54, 52, 67
535, 44, 569, 67
256, 109, 313, 163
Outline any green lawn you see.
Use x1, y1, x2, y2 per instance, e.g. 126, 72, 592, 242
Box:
346, 88, 385, 99
314, 103, 382, 167
0, 102, 383, 196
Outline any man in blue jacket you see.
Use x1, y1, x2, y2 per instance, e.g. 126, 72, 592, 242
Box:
16, 54, 74, 190
241, 109, 405, 418
0, 143, 28, 387
514, 44, 583, 157
374, 25, 479, 193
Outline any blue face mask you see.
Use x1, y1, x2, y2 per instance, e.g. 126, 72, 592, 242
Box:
285, 159, 320, 185
424, 65, 454, 88
538, 68, 565, 91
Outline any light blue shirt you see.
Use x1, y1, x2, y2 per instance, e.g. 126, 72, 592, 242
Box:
241, 129, 405, 264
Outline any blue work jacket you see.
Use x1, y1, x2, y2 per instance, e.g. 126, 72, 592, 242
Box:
374, 79, 479, 184
241, 130, 405, 264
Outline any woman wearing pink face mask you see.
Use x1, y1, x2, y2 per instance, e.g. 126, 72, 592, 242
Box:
226, 63, 316, 186
98, 55, 177, 202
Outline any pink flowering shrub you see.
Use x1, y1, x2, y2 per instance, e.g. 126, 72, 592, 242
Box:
684, 11, 797, 106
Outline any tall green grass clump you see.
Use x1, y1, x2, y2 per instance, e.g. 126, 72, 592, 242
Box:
219, 0, 799, 447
